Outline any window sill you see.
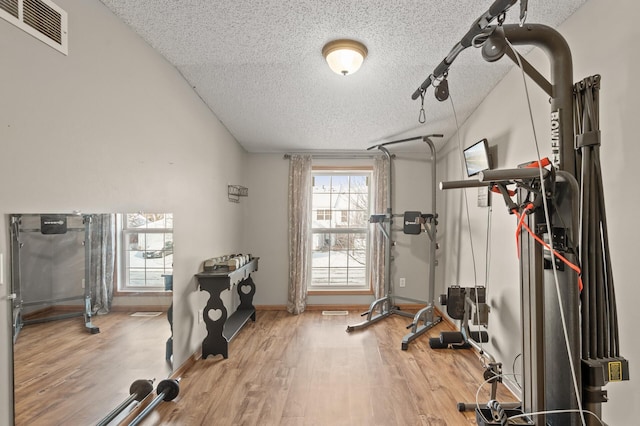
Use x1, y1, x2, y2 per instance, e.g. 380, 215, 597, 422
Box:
307, 289, 374, 296
114, 289, 172, 297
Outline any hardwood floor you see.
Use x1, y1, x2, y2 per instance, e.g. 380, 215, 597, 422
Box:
139, 310, 516, 426
13, 311, 172, 426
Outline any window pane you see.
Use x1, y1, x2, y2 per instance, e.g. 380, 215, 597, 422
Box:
313, 193, 331, 208
330, 269, 348, 286
127, 233, 142, 250
330, 240, 348, 267
350, 192, 368, 211
128, 268, 147, 287
332, 175, 349, 193
127, 213, 147, 229
349, 249, 367, 266
313, 234, 331, 254
313, 175, 331, 190
349, 210, 368, 228
312, 268, 329, 286
145, 268, 166, 287
350, 175, 368, 193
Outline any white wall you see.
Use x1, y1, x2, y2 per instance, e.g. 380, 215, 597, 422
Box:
438, 0, 639, 424
0, 1, 247, 424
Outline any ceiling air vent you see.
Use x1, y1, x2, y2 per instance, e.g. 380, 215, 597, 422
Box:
0, 0, 19, 19
0, 0, 67, 55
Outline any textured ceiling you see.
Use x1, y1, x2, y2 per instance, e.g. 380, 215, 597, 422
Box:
99, 0, 588, 152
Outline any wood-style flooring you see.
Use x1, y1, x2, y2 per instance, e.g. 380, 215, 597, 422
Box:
141, 310, 516, 426
13, 311, 172, 426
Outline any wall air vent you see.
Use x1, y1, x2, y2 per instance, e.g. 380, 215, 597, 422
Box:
0, 0, 67, 55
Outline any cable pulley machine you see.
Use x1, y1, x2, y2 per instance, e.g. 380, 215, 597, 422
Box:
412, 0, 629, 424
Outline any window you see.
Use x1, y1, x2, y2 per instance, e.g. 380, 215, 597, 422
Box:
311, 170, 371, 291
316, 209, 332, 221
118, 213, 173, 292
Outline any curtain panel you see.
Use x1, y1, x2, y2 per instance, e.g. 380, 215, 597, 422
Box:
371, 156, 389, 299
287, 155, 312, 314
90, 214, 116, 314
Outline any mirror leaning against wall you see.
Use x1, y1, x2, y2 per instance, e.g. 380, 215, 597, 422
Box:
9, 212, 173, 425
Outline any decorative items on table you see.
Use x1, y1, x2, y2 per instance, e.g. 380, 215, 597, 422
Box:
202, 254, 252, 272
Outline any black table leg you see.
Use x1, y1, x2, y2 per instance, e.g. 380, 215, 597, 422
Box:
201, 284, 228, 359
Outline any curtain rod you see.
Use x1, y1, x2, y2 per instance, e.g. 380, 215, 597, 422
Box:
283, 150, 385, 160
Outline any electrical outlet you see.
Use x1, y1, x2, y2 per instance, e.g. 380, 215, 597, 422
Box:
81, 278, 85, 289
399, 277, 406, 288
198, 309, 203, 324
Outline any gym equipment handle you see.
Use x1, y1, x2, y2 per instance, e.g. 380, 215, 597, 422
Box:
440, 179, 489, 190
479, 167, 548, 182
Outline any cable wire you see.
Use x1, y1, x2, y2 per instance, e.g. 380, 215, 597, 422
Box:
449, 93, 485, 354
484, 203, 493, 293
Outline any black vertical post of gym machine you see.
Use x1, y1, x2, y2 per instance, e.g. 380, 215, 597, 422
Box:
498, 24, 581, 424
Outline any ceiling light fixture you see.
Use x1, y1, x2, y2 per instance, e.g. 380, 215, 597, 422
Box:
322, 39, 368, 76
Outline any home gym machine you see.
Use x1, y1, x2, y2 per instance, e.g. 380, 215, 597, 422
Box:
411, 0, 629, 424
9, 213, 100, 343
346, 134, 443, 350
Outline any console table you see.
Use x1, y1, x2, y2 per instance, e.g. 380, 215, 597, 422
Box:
195, 257, 258, 359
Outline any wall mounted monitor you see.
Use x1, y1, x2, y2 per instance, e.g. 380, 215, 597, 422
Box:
463, 138, 491, 177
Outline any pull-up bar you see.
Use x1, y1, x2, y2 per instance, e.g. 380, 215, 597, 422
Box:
367, 134, 444, 150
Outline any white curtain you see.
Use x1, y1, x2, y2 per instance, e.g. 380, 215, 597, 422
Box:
287, 155, 312, 314
90, 214, 116, 314
370, 155, 389, 299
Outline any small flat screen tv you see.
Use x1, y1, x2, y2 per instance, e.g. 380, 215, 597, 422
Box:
463, 139, 491, 177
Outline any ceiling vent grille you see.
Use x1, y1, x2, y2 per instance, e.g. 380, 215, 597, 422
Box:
0, 0, 67, 55
0, 0, 19, 19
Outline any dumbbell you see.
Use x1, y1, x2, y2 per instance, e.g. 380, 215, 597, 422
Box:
96, 379, 154, 426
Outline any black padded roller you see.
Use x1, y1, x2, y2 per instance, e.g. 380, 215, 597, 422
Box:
470, 330, 489, 343
429, 337, 449, 349
440, 331, 464, 344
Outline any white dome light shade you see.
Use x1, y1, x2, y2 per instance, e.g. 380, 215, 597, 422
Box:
322, 39, 368, 76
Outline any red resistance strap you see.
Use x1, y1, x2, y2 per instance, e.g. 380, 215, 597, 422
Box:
513, 204, 583, 292
524, 157, 551, 169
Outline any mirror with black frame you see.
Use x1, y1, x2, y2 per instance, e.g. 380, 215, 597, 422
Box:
10, 212, 173, 425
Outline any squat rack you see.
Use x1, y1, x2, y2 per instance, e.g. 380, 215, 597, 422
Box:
346, 134, 442, 350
